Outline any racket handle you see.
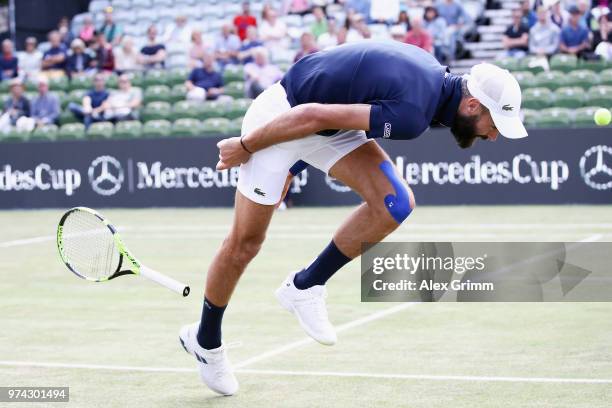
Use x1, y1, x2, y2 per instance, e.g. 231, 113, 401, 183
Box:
140, 265, 190, 297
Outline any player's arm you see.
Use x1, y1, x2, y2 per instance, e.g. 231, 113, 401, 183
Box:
216, 103, 371, 170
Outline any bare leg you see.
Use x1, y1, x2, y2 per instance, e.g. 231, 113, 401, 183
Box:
204, 190, 276, 306
329, 141, 415, 258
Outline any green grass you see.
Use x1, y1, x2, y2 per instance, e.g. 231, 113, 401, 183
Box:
1, 206, 611, 407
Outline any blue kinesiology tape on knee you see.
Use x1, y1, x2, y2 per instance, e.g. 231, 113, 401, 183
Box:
379, 160, 412, 223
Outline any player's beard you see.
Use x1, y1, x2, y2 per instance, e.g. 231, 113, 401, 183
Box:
451, 113, 487, 149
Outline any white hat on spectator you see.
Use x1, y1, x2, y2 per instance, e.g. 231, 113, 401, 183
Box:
464, 63, 528, 139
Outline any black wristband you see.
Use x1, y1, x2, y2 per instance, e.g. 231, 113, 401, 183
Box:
240, 136, 253, 154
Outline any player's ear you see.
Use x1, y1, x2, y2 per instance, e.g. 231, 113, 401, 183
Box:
466, 97, 481, 115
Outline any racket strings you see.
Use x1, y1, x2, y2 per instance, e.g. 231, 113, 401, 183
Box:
61, 212, 120, 280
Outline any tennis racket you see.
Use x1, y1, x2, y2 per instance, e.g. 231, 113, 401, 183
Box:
57, 207, 190, 297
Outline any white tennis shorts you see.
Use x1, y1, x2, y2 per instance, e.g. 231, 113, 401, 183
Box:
238, 82, 370, 205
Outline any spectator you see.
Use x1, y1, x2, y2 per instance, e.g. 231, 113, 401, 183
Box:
114, 37, 142, 73
397, 10, 410, 30
318, 17, 340, 49
41, 31, 68, 77
520, 0, 537, 28
424, 6, 449, 63
405, 17, 434, 53
238, 26, 264, 64
214, 23, 241, 66
311, 6, 328, 38
0, 40, 18, 80
436, 0, 472, 60
140, 25, 167, 69
560, 6, 591, 57
502, 8, 530, 58
370, 0, 400, 24
345, 0, 372, 20
17, 37, 42, 80
284, 0, 311, 16
234, 1, 258, 41
99, 7, 124, 47
593, 13, 612, 60
345, 13, 369, 42
31, 76, 60, 127
549, 0, 567, 29
79, 15, 96, 46
185, 53, 224, 101
57, 16, 74, 47
260, 7, 289, 50
0, 79, 32, 133
105, 74, 142, 122
576, 0, 593, 29
244, 47, 283, 98
529, 7, 560, 57
68, 73, 109, 129
294, 32, 319, 62
66, 38, 94, 77
189, 30, 209, 69
92, 31, 115, 73
162, 15, 192, 46
390, 24, 407, 42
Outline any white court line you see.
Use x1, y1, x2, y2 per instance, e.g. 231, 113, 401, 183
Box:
234, 303, 416, 369
1, 361, 610, 384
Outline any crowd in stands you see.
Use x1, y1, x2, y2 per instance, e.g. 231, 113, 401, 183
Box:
1, 0, 610, 135
501, 0, 612, 63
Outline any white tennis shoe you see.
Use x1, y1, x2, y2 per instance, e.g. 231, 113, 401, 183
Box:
179, 322, 238, 396
275, 272, 337, 346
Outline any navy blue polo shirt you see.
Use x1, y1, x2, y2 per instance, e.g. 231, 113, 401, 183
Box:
42, 45, 68, 70
189, 68, 224, 92
280, 41, 458, 140
560, 25, 589, 47
87, 89, 109, 108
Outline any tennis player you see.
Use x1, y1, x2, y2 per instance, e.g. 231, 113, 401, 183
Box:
179, 41, 527, 395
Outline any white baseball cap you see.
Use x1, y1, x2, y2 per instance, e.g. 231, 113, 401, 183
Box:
463, 63, 528, 139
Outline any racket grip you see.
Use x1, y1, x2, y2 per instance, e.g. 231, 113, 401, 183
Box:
140, 265, 190, 297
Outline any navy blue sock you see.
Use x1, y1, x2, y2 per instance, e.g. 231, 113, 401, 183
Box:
196, 297, 227, 350
293, 240, 352, 289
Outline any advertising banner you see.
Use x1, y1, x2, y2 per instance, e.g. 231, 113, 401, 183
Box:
0, 128, 610, 208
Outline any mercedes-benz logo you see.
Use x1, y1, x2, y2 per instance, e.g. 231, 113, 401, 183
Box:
579, 145, 612, 191
88, 155, 124, 196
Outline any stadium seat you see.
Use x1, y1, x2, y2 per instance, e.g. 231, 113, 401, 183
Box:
59, 109, 79, 125
66, 89, 87, 105
224, 81, 245, 99
171, 100, 200, 121
519, 56, 546, 73
579, 58, 607, 72
223, 65, 244, 83
553, 87, 585, 108
534, 71, 567, 90
521, 109, 538, 128
30, 124, 58, 141
126, 72, 144, 88
585, 85, 612, 107
142, 70, 170, 88
143, 85, 172, 104
226, 98, 251, 119
600, 69, 612, 86
171, 118, 202, 137
58, 123, 86, 140
521, 87, 552, 110
168, 68, 190, 86
550, 54, 578, 72
512, 71, 536, 89
69, 75, 93, 91
201, 118, 231, 136
567, 70, 599, 90
105, 74, 119, 89
3, 128, 31, 142
227, 117, 242, 135
533, 108, 572, 128
87, 121, 114, 140
142, 119, 172, 138
114, 120, 143, 139
201, 101, 226, 120
24, 80, 37, 92
573, 106, 606, 127
142, 101, 172, 122
169, 84, 187, 104
49, 76, 69, 92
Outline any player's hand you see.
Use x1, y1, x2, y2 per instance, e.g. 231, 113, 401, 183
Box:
216, 137, 251, 170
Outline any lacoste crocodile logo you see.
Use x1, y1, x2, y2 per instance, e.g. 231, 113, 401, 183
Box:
502, 104, 513, 111
254, 188, 266, 196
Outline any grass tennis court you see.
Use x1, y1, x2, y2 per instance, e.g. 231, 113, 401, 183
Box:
1, 206, 611, 407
